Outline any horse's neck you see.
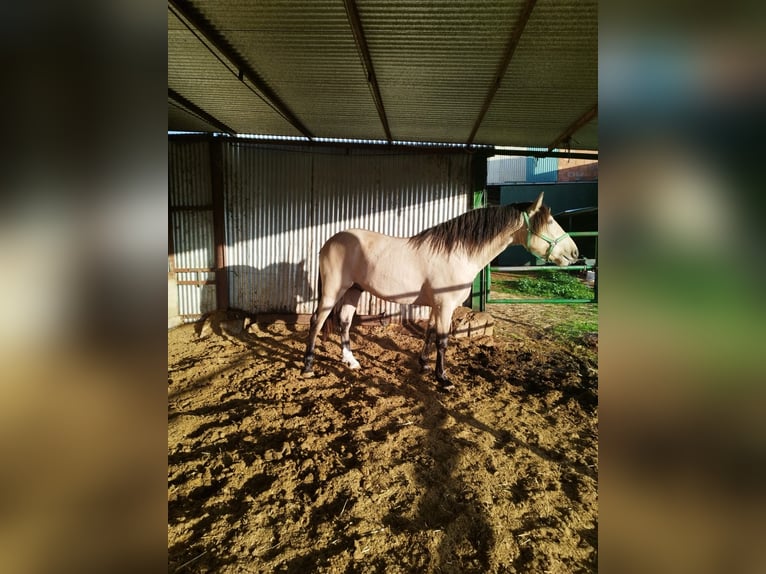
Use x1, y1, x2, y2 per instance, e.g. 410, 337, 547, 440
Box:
453, 228, 519, 279
475, 225, 520, 268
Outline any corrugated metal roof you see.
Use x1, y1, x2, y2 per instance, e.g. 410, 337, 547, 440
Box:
168, 6, 304, 136
476, 0, 598, 148
168, 0, 597, 150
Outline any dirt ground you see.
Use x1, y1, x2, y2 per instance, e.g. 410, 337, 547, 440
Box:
168, 303, 598, 573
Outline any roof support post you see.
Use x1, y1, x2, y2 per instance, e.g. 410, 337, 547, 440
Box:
547, 104, 598, 152
343, 0, 393, 141
467, 0, 537, 145
210, 137, 229, 311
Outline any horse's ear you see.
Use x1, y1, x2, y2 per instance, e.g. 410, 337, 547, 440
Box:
528, 192, 544, 214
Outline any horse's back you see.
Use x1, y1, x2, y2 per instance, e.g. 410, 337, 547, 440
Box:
322, 228, 406, 258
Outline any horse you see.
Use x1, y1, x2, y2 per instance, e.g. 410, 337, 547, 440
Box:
302, 191, 579, 391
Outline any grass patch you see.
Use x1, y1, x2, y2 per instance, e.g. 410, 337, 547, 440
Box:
495, 269, 594, 300
547, 304, 598, 347
552, 315, 598, 340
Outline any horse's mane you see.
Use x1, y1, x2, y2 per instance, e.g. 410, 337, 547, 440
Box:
408, 202, 551, 256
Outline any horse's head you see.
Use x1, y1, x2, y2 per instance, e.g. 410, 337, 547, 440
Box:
522, 192, 580, 266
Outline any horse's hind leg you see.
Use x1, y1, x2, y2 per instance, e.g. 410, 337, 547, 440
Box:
418, 310, 436, 372
303, 306, 329, 376
339, 286, 363, 369
303, 282, 350, 377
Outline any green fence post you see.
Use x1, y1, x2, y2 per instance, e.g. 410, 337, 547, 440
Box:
471, 188, 487, 311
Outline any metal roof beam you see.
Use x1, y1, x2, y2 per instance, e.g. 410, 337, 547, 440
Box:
343, 0, 393, 142
169, 88, 236, 135
467, 0, 537, 145
168, 0, 314, 139
547, 104, 598, 152
492, 149, 597, 160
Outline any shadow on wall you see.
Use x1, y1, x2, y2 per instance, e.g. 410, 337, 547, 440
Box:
226, 261, 314, 315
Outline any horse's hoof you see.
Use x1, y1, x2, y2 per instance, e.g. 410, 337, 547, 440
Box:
436, 377, 455, 393
419, 364, 433, 373
301, 369, 315, 378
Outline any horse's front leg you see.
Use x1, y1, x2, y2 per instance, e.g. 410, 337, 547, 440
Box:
418, 311, 435, 373
433, 305, 455, 392
434, 333, 453, 391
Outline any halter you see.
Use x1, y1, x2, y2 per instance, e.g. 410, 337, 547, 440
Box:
522, 211, 570, 262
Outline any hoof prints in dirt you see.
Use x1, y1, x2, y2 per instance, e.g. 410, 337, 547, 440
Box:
168, 317, 597, 573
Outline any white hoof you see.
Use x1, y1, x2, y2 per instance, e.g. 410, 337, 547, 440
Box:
343, 358, 361, 370
341, 349, 361, 369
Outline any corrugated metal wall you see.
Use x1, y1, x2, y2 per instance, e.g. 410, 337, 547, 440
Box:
169, 139, 474, 322
487, 152, 558, 184
526, 150, 558, 183
168, 141, 217, 320
487, 156, 526, 184
224, 144, 314, 316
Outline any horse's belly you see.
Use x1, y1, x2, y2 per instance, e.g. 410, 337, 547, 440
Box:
361, 273, 467, 307
363, 277, 425, 305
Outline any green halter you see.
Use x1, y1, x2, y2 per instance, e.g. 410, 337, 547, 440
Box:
522, 211, 570, 262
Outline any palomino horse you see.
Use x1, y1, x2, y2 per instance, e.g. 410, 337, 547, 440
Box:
302, 192, 579, 391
